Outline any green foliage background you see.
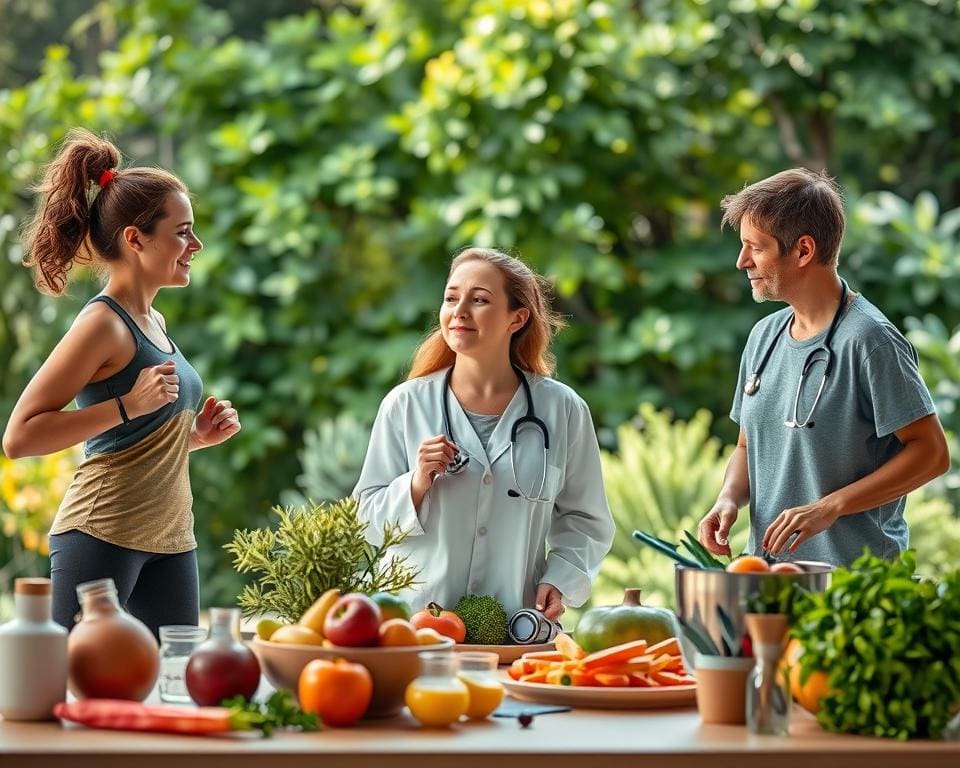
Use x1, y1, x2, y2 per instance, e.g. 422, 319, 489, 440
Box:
1, 0, 958, 608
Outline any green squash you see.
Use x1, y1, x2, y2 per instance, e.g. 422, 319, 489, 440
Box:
574, 588, 676, 653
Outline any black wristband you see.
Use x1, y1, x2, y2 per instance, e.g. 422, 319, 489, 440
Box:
115, 396, 131, 424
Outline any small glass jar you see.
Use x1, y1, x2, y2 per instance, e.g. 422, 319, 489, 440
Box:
405, 651, 470, 727
158, 625, 208, 704
457, 651, 504, 719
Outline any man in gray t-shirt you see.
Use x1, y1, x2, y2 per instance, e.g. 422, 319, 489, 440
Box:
698, 169, 950, 567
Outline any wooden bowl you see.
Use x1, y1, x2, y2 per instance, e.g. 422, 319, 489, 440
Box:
251, 636, 454, 718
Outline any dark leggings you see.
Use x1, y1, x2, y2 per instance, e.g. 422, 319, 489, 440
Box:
49, 530, 199, 639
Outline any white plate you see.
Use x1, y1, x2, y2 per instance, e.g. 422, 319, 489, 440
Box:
502, 678, 697, 710
454, 642, 556, 664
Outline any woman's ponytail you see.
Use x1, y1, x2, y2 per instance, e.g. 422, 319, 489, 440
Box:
21, 128, 121, 296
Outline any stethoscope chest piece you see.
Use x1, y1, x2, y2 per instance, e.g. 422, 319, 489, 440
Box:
744, 373, 761, 396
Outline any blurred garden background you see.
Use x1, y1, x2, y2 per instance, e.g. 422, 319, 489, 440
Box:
2, 0, 959, 618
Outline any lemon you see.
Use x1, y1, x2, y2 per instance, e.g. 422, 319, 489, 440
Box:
256, 618, 285, 641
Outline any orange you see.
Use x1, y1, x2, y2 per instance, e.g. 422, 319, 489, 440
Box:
725, 555, 771, 573
783, 638, 832, 714
298, 658, 373, 727
415, 627, 447, 645
378, 618, 419, 647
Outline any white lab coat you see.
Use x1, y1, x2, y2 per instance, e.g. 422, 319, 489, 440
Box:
352, 368, 615, 617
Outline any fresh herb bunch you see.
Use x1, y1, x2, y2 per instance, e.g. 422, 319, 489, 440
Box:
221, 691, 320, 736
790, 550, 960, 740
225, 498, 420, 622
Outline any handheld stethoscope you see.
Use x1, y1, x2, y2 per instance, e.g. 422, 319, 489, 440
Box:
743, 280, 849, 429
440, 365, 552, 503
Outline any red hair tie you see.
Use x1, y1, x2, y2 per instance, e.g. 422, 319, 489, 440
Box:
98, 169, 117, 188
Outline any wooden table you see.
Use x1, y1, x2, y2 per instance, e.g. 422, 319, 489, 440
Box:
2, 704, 958, 768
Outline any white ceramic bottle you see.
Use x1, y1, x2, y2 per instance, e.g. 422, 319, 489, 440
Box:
0, 577, 68, 720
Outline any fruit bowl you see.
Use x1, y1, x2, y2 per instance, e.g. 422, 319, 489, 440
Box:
251, 636, 454, 718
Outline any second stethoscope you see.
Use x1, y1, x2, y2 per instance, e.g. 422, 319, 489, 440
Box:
441, 365, 552, 503
743, 280, 849, 429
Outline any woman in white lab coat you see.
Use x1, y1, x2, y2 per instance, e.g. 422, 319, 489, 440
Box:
353, 248, 614, 620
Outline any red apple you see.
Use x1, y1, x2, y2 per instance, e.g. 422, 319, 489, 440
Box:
770, 562, 805, 574
323, 593, 382, 647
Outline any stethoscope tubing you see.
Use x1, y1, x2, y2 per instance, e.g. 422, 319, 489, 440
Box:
745, 280, 849, 429
441, 365, 552, 502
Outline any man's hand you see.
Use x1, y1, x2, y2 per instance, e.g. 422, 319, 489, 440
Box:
535, 582, 564, 621
698, 499, 739, 556
762, 496, 842, 555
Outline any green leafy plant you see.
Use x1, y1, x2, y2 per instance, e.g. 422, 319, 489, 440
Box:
224, 498, 419, 622
790, 550, 960, 740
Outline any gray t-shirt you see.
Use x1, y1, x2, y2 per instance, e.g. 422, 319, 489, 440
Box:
731, 293, 935, 566
464, 408, 502, 457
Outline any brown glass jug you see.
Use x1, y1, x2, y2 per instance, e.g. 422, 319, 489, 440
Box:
67, 578, 159, 701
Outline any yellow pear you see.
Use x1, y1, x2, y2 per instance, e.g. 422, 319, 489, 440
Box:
270, 624, 325, 646
297, 588, 342, 637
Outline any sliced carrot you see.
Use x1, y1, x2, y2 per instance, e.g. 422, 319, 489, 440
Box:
660, 655, 685, 672
646, 637, 680, 656
507, 665, 524, 681
650, 670, 696, 686
594, 672, 631, 687
555, 632, 586, 660
580, 639, 649, 669
520, 651, 566, 662
519, 670, 548, 684
583, 660, 652, 676
628, 672, 656, 687
648, 654, 677, 673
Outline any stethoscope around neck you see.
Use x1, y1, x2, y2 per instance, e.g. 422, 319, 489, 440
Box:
440, 365, 552, 503
743, 280, 849, 429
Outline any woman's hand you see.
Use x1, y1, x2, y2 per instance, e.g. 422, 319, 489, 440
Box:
122, 361, 179, 419
410, 435, 460, 509
190, 396, 241, 450
535, 582, 564, 621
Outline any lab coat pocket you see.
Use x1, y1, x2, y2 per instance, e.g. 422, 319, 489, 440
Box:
540, 464, 563, 504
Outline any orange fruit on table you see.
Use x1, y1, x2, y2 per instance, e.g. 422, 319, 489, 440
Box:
726, 555, 771, 573
298, 658, 373, 727
379, 618, 419, 647
783, 638, 832, 714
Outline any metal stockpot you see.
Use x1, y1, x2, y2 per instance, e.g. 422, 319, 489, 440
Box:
674, 563, 833, 670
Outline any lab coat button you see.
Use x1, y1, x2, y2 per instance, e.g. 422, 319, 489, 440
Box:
482, 474, 492, 485
478, 527, 487, 536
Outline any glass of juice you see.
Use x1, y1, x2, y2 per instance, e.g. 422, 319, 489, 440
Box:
457, 651, 504, 719
405, 652, 470, 727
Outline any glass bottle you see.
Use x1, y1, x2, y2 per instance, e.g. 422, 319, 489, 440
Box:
158, 625, 208, 703
457, 651, 504, 719
405, 651, 470, 727
745, 613, 791, 736
68, 578, 159, 701
0, 578, 68, 720
185, 607, 260, 706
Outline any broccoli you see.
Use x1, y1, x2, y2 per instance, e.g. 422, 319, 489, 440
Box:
453, 594, 509, 645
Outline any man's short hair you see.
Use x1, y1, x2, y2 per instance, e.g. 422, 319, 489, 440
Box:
721, 168, 845, 265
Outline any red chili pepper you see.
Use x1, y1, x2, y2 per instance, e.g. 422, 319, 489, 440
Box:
54, 700, 264, 735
